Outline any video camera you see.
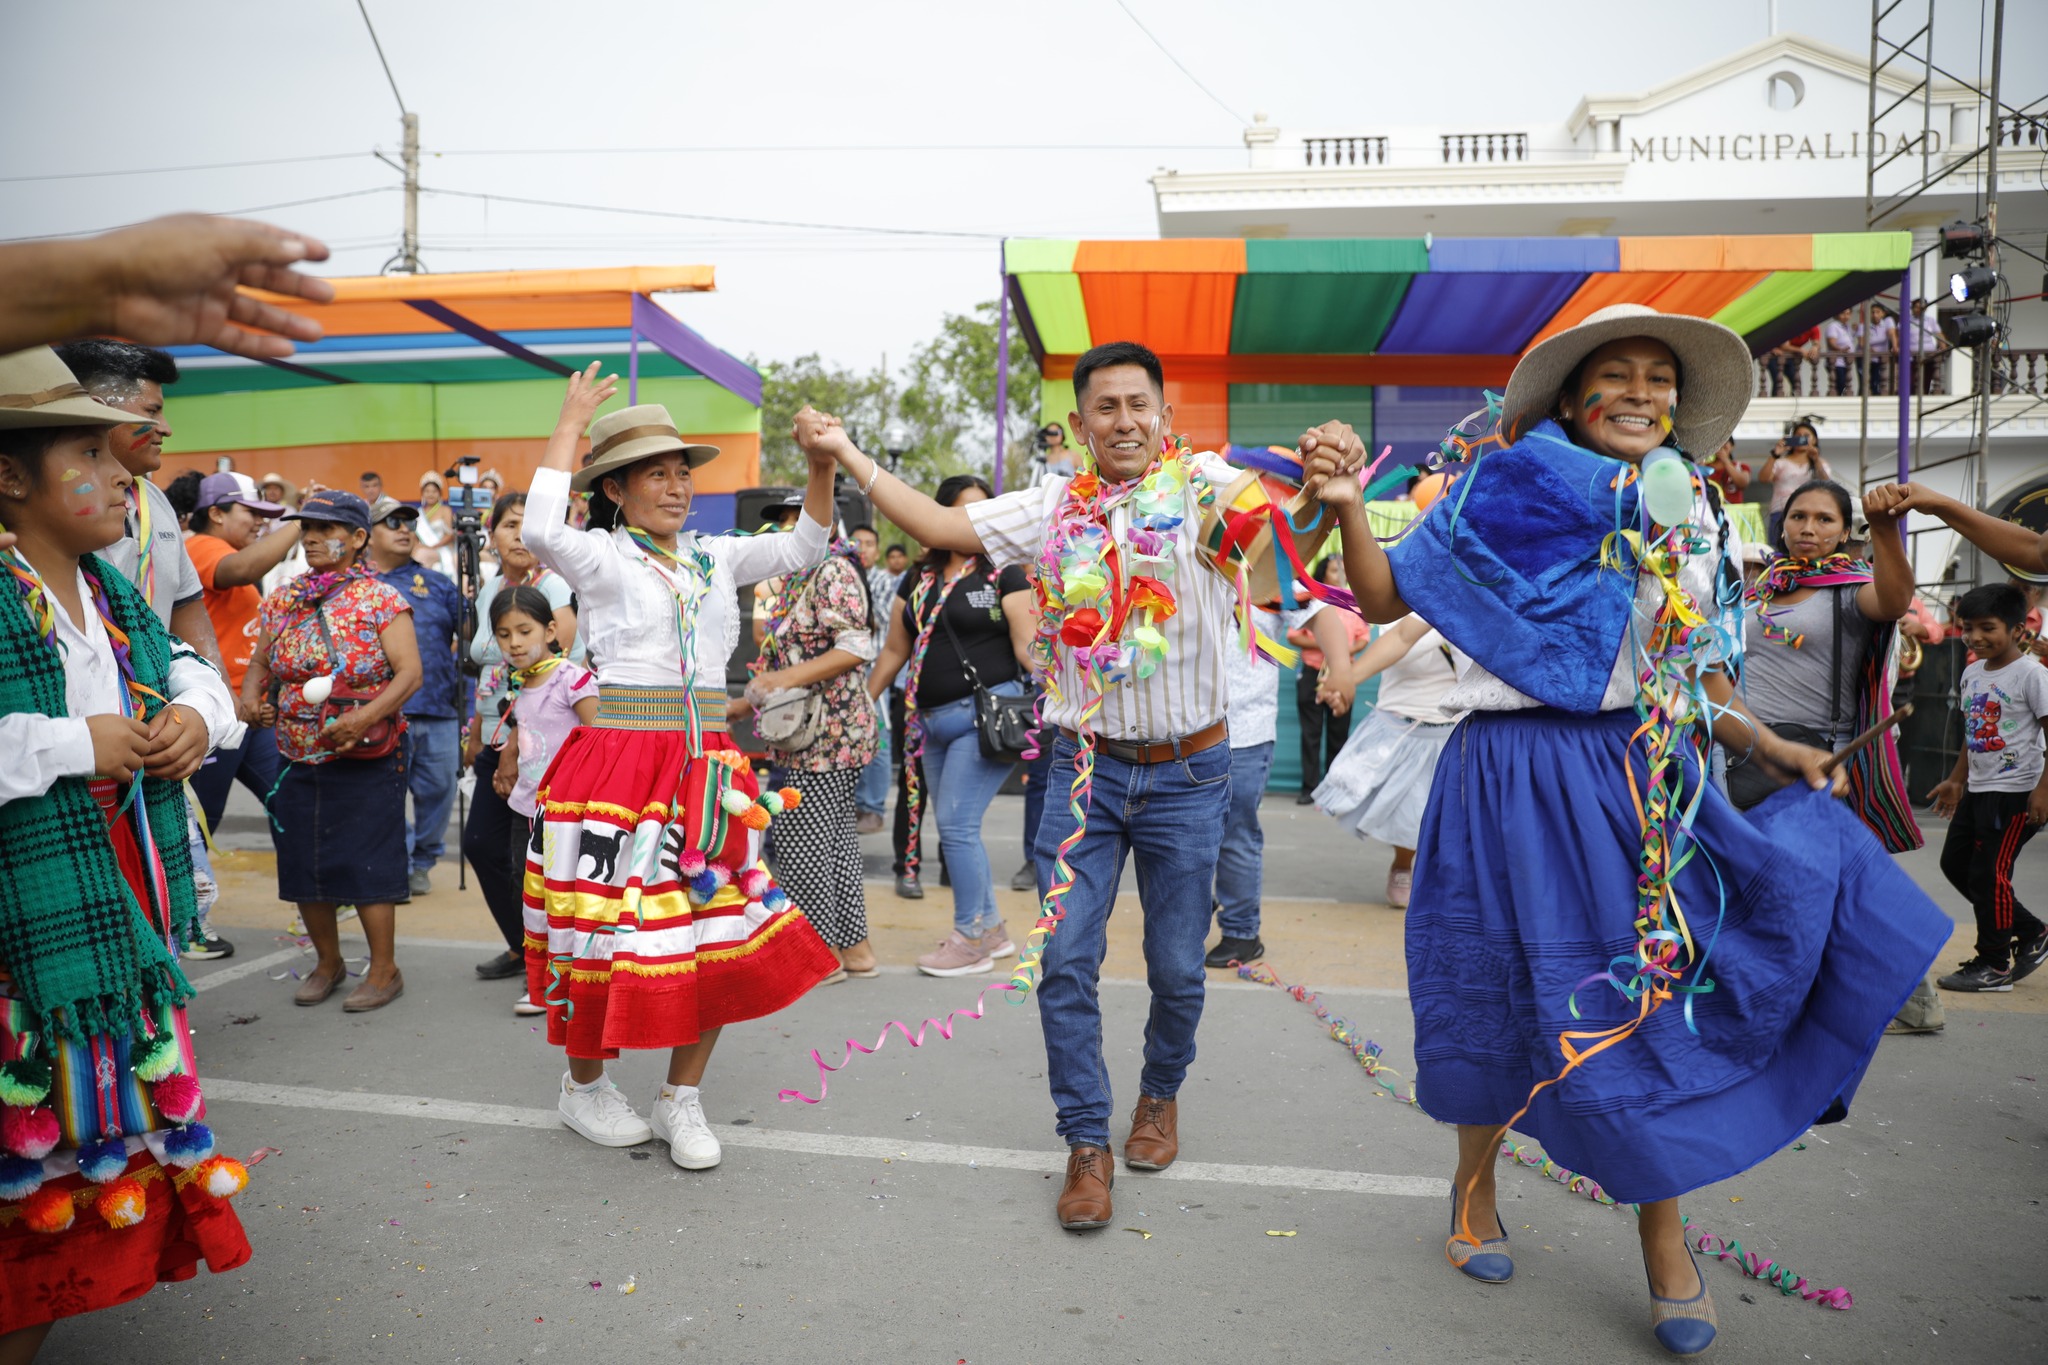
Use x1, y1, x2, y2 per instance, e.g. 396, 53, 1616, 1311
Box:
450, 455, 491, 675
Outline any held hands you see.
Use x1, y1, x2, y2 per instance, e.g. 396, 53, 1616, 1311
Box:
1314, 667, 1353, 717
492, 760, 517, 800
1864, 482, 1951, 525
792, 407, 859, 466
142, 704, 210, 782
1298, 421, 1367, 508
1928, 777, 1964, 820
87, 714, 153, 783
557, 362, 619, 433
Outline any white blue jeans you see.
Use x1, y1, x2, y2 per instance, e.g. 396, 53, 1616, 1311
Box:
918, 680, 1026, 936
1213, 740, 1274, 939
1032, 732, 1230, 1148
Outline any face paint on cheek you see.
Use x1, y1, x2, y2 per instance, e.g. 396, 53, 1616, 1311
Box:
60, 470, 79, 482
1581, 391, 1604, 426
321, 538, 345, 558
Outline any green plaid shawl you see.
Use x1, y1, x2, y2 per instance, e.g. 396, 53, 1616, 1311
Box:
0, 554, 196, 1041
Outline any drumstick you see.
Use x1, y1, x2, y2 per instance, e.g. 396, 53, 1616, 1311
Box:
1818, 703, 1912, 777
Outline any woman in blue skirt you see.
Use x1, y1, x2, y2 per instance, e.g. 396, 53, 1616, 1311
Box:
1307, 304, 1950, 1357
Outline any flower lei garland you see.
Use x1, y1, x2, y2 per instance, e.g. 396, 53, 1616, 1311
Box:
1747, 553, 1870, 647
0, 546, 249, 1233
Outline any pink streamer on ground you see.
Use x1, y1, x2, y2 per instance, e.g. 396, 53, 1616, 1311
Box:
777, 982, 1021, 1105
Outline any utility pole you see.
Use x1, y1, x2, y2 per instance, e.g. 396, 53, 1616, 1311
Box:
398, 111, 422, 274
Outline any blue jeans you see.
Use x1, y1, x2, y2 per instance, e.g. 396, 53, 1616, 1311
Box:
1033, 734, 1230, 1147
1213, 740, 1273, 938
920, 680, 1024, 936
404, 717, 462, 873
856, 694, 891, 816
187, 724, 282, 836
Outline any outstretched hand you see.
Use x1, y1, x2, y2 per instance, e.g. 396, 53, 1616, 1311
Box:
98, 215, 335, 359
557, 362, 619, 432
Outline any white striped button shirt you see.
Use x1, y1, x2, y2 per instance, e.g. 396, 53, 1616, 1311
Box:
966, 455, 1243, 742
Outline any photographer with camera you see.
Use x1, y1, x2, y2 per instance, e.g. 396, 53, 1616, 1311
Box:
1758, 418, 1831, 547
1035, 422, 1078, 482
365, 496, 469, 898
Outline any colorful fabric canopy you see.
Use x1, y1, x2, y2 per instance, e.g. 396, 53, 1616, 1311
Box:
1006, 232, 1911, 454
157, 267, 765, 508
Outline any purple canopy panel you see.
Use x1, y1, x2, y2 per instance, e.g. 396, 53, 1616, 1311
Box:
1376, 272, 1590, 355
629, 293, 764, 408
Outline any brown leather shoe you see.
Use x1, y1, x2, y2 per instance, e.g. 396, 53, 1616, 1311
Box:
343, 969, 405, 1013
293, 967, 341, 1006
1124, 1095, 1179, 1170
1056, 1144, 1114, 1230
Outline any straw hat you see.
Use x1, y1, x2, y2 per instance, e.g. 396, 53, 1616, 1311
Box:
0, 347, 142, 429
1500, 304, 1754, 457
573, 404, 719, 493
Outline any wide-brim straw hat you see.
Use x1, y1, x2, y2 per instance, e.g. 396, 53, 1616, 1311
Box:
0, 347, 144, 429
573, 404, 719, 493
1500, 303, 1753, 458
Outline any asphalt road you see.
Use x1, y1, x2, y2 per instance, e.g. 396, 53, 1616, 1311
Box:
46, 788, 2048, 1365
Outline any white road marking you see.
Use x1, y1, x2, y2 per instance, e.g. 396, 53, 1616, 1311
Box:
200, 1078, 1446, 1198
190, 948, 303, 992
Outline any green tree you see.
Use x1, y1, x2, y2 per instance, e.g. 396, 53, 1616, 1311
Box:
754, 353, 890, 487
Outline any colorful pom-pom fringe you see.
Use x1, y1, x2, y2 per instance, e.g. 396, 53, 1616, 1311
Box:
95, 1177, 146, 1229
0, 1154, 44, 1201
737, 868, 772, 901
22, 1184, 73, 1234
76, 1138, 128, 1184
196, 1156, 249, 1199
720, 789, 753, 816
132, 1033, 181, 1084
2, 1105, 59, 1161
162, 1124, 215, 1167
152, 1072, 203, 1125
676, 848, 708, 879
777, 787, 802, 810
0, 1058, 52, 1108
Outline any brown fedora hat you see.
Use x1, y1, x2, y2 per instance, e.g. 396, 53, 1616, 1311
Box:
0, 347, 143, 430
573, 403, 719, 493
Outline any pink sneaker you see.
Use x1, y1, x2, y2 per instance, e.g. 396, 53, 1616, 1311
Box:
978, 920, 1016, 960
1385, 868, 1413, 908
917, 931, 995, 978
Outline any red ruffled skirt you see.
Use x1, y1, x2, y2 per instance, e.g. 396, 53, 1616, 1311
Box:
523, 725, 837, 1058
0, 1149, 252, 1334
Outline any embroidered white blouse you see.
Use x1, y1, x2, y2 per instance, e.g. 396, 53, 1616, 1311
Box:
522, 466, 829, 687
0, 558, 242, 806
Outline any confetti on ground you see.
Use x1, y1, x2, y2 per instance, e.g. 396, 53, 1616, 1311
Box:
619, 1276, 637, 1295
1265, 1230, 1297, 1237
1122, 1228, 1152, 1240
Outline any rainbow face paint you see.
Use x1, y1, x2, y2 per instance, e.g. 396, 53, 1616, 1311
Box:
1582, 390, 1604, 426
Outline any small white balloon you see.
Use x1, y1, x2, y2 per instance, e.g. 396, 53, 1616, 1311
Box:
302, 675, 334, 705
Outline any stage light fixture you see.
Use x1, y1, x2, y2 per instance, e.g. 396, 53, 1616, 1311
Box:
1938, 309, 1999, 348
1940, 219, 1986, 258
1949, 266, 2000, 303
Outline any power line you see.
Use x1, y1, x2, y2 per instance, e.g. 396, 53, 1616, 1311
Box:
0, 151, 379, 185
355, 0, 407, 115
0, 186, 398, 243
1112, 0, 1246, 126
420, 185, 1003, 240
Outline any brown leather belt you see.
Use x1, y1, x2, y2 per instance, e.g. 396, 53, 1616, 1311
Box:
1058, 719, 1228, 765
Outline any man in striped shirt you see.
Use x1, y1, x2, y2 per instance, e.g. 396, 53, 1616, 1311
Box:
794, 341, 1368, 1231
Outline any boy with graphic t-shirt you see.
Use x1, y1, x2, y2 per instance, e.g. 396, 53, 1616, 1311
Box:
1931, 583, 2048, 992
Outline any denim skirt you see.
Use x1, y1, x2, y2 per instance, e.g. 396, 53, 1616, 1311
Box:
272, 738, 413, 906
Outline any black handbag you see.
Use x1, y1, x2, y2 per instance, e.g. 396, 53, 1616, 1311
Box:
936, 583, 1037, 764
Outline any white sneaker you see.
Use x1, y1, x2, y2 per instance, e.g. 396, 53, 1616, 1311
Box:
513, 991, 545, 1017
557, 1072, 652, 1147
650, 1087, 722, 1169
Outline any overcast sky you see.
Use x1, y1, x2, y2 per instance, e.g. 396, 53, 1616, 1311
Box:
4, 1, 2035, 371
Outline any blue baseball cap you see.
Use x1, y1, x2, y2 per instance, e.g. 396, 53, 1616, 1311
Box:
283, 488, 371, 531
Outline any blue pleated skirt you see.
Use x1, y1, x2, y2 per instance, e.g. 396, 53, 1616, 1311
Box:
1407, 707, 1950, 1204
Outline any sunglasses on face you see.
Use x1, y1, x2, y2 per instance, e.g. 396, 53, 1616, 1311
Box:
379, 514, 412, 530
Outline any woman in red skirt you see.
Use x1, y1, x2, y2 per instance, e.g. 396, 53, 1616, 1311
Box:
0, 347, 254, 1359
520, 364, 841, 1169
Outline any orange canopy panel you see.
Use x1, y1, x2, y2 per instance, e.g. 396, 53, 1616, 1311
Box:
1527, 270, 1772, 348
1617, 235, 1814, 273
243, 266, 718, 338
1079, 273, 1240, 356
1163, 379, 1229, 454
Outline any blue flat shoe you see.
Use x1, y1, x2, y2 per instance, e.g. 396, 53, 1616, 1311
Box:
1445, 1192, 1513, 1283
1648, 1244, 1718, 1356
